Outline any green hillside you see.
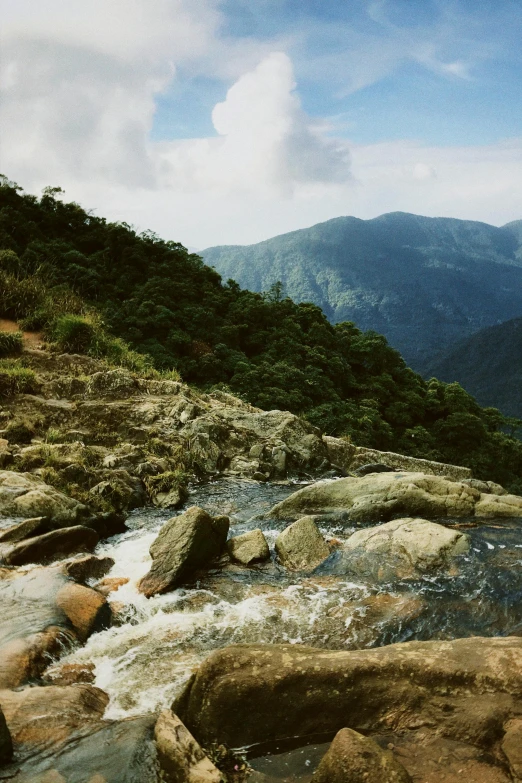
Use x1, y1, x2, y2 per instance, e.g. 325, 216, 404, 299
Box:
203, 212, 522, 374
427, 316, 522, 419
1, 175, 522, 491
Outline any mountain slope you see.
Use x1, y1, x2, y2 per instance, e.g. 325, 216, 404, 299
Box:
203, 212, 522, 373
427, 316, 522, 419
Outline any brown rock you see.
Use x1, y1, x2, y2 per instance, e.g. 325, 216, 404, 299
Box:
55, 582, 111, 641
0, 626, 74, 689
311, 728, 412, 782
1, 525, 99, 566
0, 516, 50, 543
275, 517, 330, 571
95, 576, 129, 596
64, 554, 115, 583
154, 709, 224, 782
43, 662, 96, 686
502, 719, 522, 780
227, 529, 270, 566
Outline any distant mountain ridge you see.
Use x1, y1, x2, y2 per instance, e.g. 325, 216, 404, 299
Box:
203, 212, 522, 374
427, 316, 522, 419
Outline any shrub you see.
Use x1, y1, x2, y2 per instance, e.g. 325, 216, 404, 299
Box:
0, 331, 22, 357
49, 314, 95, 353
0, 360, 37, 397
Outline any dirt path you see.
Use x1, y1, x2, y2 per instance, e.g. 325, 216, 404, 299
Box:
0, 318, 43, 349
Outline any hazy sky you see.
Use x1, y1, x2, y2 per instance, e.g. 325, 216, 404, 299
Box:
1, 0, 521, 248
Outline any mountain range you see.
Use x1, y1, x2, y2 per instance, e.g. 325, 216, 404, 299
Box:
203, 212, 522, 378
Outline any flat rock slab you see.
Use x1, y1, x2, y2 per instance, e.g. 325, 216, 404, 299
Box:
174, 637, 522, 749
0, 525, 99, 566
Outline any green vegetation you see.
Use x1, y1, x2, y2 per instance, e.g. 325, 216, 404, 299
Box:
0, 359, 37, 398
1, 175, 522, 490
0, 331, 22, 357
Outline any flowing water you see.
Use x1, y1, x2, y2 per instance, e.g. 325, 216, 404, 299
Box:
55, 477, 522, 731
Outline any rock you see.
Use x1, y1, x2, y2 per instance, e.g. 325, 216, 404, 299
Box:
275, 517, 331, 571
138, 507, 229, 597
84, 510, 127, 538
0, 470, 89, 524
343, 517, 470, 577
0, 705, 13, 765
462, 478, 508, 495
0, 626, 73, 689
311, 728, 412, 783
64, 554, 115, 583
89, 470, 146, 511
269, 472, 481, 523
0, 525, 99, 566
43, 661, 96, 686
0, 516, 50, 543
86, 369, 137, 398
475, 492, 522, 517
174, 637, 522, 749
352, 463, 395, 476
502, 719, 522, 780
55, 581, 111, 641
227, 529, 270, 566
96, 576, 129, 595
154, 709, 224, 783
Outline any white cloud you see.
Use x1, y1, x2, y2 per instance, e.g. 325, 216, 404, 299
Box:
159, 53, 351, 195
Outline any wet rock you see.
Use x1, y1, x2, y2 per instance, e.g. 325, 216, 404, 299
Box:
96, 576, 129, 595
343, 517, 470, 577
64, 553, 115, 583
139, 507, 230, 597
269, 472, 481, 523
352, 462, 395, 477
55, 581, 111, 641
0, 705, 13, 765
275, 517, 331, 571
0, 525, 99, 566
43, 661, 96, 686
227, 529, 270, 566
154, 709, 224, 783
0, 626, 74, 689
502, 719, 522, 780
0, 470, 89, 524
85, 509, 128, 538
174, 637, 522, 749
0, 515, 50, 543
89, 469, 146, 511
311, 728, 412, 783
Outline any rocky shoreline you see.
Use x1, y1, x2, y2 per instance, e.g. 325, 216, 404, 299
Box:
1, 347, 522, 781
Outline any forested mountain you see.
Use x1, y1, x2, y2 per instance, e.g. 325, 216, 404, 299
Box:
1, 175, 522, 490
427, 316, 522, 419
203, 212, 522, 374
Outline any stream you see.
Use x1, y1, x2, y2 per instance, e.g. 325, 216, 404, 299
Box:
50, 477, 522, 778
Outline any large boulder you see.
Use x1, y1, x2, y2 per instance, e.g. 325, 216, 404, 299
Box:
269, 472, 481, 523
275, 517, 331, 571
311, 728, 412, 783
174, 638, 522, 749
138, 507, 229, 597
0, 470, 89, 525
475, 492, 522, 518
343, 517, 470, 578
0, 705, 12, 765
55, 581, 111, 641
154, 709, 224, 783
0, 525, 99, 566
227, 529, 270, 566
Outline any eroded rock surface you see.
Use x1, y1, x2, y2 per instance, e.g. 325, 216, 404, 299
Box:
154, 709, 224, 783
0, 470, 89, 524
275, 517, 331, 571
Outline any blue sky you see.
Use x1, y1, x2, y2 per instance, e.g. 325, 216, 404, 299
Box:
1, 0, 522, 247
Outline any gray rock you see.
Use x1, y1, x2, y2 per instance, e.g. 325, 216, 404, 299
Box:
227, 529, 270, 566
0, 526, 99, 566
0, 516, 50, 543
86, 369, 137, 398
343, 517, 470, 577
64, 554, 115, 583
269, 472, 481, 523
138, 507, 229, 597
275, 516, 330, 571
311, 728, 412, 783
0, 706, 12, 765
0, 470, 89, 525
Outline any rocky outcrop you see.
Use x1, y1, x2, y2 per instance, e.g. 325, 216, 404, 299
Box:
275, 517, 331, 571
502, 719, 522, 780
0, 470, 89, 524
139, 507, 229, 597
268, 471, 510, 523
0, 705, 12, 765
227, 529, 270, 566
311, 728, 412, 783
154, 709, 224, 783
343, 518, 470, 578
174, 638, 522, 749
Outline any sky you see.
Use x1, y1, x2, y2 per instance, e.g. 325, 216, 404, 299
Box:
1, 0, 522, 248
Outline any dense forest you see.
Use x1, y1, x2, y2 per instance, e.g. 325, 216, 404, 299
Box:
1, 175, 522, 491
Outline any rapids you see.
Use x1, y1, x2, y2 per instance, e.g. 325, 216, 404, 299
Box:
55, 478, 522, 723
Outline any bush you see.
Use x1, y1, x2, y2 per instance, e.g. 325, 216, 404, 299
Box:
49, 314, 95, 353
0, 360, 37, 397
0, 331, 22, 357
